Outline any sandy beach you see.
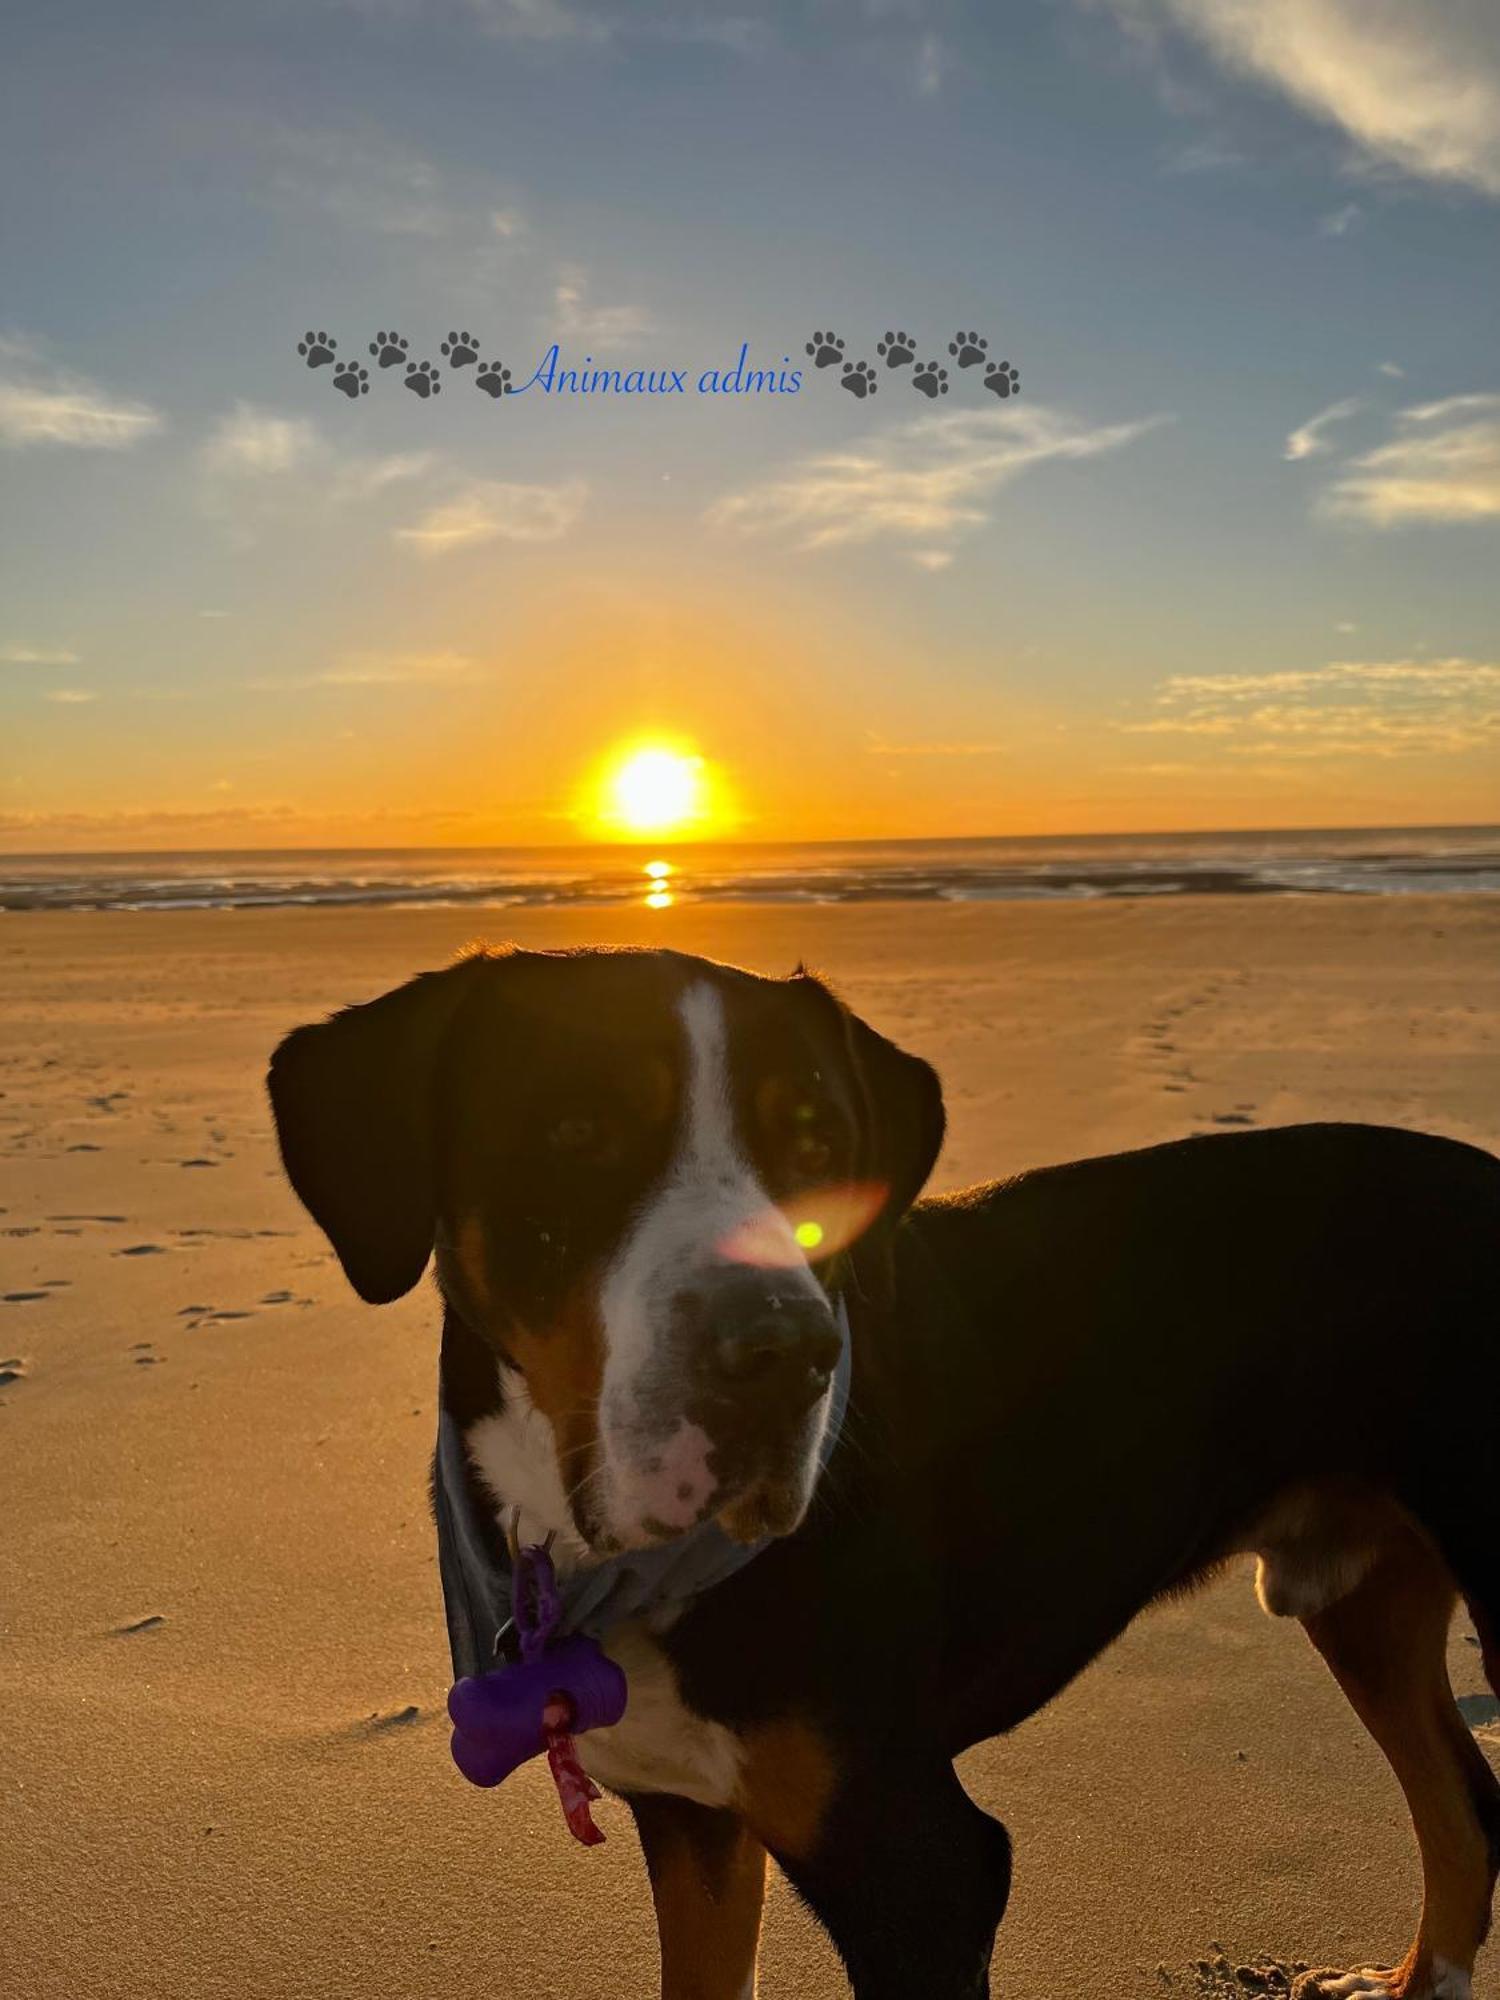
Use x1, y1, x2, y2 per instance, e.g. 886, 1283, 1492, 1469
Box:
3, 893, 1498, 2000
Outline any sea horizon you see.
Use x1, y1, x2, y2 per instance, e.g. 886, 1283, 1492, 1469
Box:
4, 823, 1498, 912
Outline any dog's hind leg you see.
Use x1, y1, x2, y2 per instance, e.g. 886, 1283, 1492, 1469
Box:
1290, 1527, 1500, 2000
626, 1794, 767, 2000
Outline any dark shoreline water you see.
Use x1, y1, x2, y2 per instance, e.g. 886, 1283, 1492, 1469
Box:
2, 827, 1497, 912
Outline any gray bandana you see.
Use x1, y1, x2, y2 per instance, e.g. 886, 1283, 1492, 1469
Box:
434, 1298, 852, 1680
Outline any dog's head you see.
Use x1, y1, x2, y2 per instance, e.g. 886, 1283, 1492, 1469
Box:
268, 947, 943, 1553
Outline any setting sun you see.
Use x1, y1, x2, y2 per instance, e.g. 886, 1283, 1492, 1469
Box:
588, 740, 726, 840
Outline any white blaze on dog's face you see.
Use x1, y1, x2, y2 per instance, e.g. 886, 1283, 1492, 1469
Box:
268, 948, 944, 1557
597, 982, 845, 1549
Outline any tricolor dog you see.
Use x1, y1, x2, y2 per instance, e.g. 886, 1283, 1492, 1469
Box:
269, 945, 1500, 2000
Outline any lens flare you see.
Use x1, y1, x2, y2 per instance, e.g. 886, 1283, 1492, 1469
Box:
719, 1182, 889, 1269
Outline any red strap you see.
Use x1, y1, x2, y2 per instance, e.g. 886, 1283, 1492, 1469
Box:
542, 1696, 606, 1846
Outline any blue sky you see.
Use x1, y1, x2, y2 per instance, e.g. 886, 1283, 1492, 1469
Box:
2, 0, 1497, 847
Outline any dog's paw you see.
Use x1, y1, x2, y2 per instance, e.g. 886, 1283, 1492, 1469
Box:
912, 360, 948, 400
369, 330, 409, 368
441, 330, 480, 368
1292, 1969, 1468, 2000
805, 330, 844, 369
948, 329, 988, 368
331, 362, 369, 399
840, 359, 877, 400
475, 362, 513, 398
877, 330, 916, 368
403, 360, 441, 399
983, 360, 1020, 399
1290, 1970, 1402, 2000
297, 331, 336, 368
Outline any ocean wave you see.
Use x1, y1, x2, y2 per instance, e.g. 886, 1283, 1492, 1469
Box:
3, 830, 1498, 912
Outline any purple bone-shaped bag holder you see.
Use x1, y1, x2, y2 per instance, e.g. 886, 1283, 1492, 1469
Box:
447, 1635, 628, 1788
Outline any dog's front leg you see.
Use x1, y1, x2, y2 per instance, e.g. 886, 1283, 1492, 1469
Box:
763, 1758, 1013, 1999
626, 1792, 768, 2000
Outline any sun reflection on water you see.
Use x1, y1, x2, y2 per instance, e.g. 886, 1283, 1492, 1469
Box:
644, 859, 675, 909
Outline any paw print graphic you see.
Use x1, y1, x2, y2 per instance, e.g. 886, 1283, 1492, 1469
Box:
332, 362, 370, 399
983, 360, 1020, 400
877, 331, 916, 368
297, 331, 336, 368
441, 330, 480, 368
476, 363, 513, 399
948, 331, 988, 368
806, 331, 845, 370
912, 361, 949, 400
370, 331, 409, 368
404, 360, 441, 399
840, 359, 878, 400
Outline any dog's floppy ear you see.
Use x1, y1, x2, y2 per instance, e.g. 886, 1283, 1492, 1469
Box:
794, 968, 946, 1253
268, 956, 490, 1305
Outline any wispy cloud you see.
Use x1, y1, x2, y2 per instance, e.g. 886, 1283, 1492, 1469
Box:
0, 337, 163, 451
245, 650, 479, 691
1319, 393, 1500, 526
915, 33, 946, 96
2, 644, 79, 666
394, 478, 588, 552
1087, 0, 1500, 197
342, 0, 766, 53
321, 650, 477, 685
707, 403, 1166, 551
199, 406, 434, 528
1284, 395, 1361, 461
42, 688, 98, 705
553, 267, 654, 345
1124, 657, 1500, 759
203, 404, 319, 476
865, 737, 1009, 756
1163, 134, 1247, 173
267, 125, 454, 237
1318, 201, 1361, 236
465, 0, 608, 42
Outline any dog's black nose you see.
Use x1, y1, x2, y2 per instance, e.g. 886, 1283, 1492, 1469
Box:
709, 1297, 841, 1409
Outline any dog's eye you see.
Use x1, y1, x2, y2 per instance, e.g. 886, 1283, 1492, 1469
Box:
788, 1100, 834, 1175
547, 1114, 619, 1164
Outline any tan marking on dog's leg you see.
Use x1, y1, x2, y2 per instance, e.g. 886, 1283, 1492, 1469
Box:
631, 1796, 767, 2000
732, 1717, 838, 1863
1297, 1530, 1499, 2000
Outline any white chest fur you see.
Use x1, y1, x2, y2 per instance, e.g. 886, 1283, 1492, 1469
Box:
579, 1621, 744, 1808
461, 1383, 743, 1808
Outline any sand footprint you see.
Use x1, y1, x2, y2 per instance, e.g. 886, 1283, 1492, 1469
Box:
0, 1357, 27, 1386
